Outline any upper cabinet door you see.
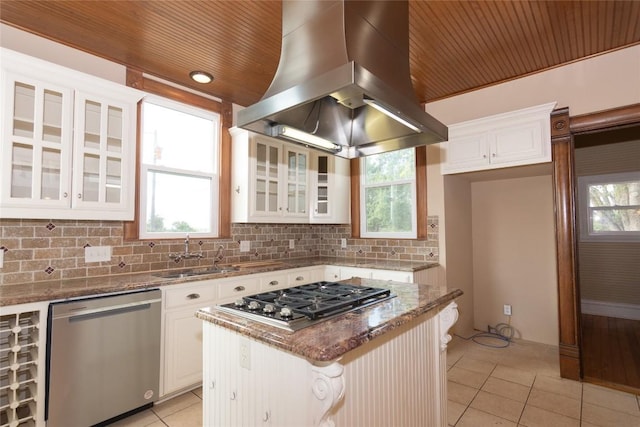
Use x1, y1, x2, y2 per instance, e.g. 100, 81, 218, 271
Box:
1, 73, 73, 210
72, 92, 134, 215
250, 137, 283, 218
284, 146, 308, 218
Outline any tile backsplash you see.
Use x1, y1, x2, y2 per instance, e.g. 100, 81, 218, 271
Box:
0, 218, 438, 285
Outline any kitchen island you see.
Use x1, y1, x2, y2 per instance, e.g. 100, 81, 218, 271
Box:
196, 278, 462, 427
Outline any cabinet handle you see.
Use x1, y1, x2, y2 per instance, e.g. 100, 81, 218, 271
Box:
492, 153, 496, 157
234, 286, 245, 292
482, 154, 487, 159
295, 276, 304, 281
186, 293, 200, 300
302, 209, 305, 213
63, 192, 68, 198
263, 411, 270, 422
333, 274, 339, 279
230, 391, 237, 400
269, 280, 279, 286
235, 186, 240, 194
77, 193, 82, 198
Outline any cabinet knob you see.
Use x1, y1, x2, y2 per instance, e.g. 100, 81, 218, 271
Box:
186, 293, 200, 300
296, 276, 304, 281
269, 280, 279, 286
63, 192, 68, 198
235, 186, 240, 194
482, 154, 487, 159
234, 286, 245, 292
492, 153, 496, 157
77, 193, 82, 198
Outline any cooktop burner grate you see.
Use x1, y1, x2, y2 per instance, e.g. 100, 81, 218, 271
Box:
215, 281, 394, 331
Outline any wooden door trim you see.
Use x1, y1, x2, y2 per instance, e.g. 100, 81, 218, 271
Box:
553, 103, 640, 380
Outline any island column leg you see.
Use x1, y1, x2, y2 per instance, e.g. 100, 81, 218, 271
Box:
439, 301, 460, 426
310, 360, 345, 427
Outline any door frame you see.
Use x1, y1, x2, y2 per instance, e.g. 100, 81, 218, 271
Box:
551, 103, 640, 380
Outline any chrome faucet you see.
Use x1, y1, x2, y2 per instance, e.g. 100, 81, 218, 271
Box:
168, 233, 203, 262
213, 245, 224, 270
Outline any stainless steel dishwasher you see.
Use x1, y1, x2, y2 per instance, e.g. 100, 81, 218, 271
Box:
46, 289, 162, 427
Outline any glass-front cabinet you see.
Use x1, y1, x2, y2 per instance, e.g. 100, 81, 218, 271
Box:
230, 127, 349, 224
0, 48, 143, 220
247, 136, 309, 221
3, 75, 73, 208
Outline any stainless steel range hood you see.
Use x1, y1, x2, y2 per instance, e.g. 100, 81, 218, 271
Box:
236, 0, 448, 158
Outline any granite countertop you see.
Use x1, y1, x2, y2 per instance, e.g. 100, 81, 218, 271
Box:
0, 256, 438, 306
196, 277, 462, 362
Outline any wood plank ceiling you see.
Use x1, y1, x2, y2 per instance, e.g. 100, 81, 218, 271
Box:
1, 1, 639, 108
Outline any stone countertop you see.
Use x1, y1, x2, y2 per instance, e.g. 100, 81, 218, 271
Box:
0, 257, 438, 306
196, 277, 462, 362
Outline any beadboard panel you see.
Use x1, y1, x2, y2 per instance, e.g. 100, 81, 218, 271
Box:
203, 309, 447, 427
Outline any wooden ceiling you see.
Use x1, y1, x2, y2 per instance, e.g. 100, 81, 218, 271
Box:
2, 1, 639, 108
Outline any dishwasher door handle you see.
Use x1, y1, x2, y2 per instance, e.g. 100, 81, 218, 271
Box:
56, 298, 162, 321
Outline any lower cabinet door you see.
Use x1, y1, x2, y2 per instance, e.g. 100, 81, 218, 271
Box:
163, 307, 204, 395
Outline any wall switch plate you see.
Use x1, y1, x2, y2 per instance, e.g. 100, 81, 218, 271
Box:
239, 339, 251, 370
341, 238, 347, 249
503, 304, 512, 316
84, 246, 111, 263
239, 241, 250, 252
289, 239, 295, 249
0, 249, 3, 268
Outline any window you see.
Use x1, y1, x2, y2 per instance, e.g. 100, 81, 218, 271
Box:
139, 97, 220, 238
360, 148, 417, 238
578, 172, 640, 241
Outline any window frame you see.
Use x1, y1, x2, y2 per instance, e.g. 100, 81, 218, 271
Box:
359, 148, 418, 239
123, 68, 232, 241
577, 171, 640, 242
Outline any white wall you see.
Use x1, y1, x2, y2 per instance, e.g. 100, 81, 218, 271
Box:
425, 44, 640, 345
1, 24, 126, 84
471, 175, 558, 345
425, 44, 640, 125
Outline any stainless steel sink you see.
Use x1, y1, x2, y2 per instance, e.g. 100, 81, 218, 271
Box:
153, 266, 240, 279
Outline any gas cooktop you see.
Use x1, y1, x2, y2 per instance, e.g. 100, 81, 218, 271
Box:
215, 281, 395, 331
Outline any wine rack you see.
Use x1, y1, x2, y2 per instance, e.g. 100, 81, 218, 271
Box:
0, 303, 46, 427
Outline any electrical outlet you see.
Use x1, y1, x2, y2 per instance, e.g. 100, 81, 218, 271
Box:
239, 241, 250, 252
239, 339, 251, 370
289, 239, 295, 249
503, 304, 512, 316
84, 246, 111, 263
341, 238, 347, 249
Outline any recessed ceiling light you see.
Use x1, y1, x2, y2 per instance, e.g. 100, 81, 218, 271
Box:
189, 71, 213, 84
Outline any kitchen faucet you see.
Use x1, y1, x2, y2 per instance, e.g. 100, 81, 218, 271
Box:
212, 245, 224, 270
168, 234, 203, 262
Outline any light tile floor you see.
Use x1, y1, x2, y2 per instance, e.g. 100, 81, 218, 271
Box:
111, 336, 640, 427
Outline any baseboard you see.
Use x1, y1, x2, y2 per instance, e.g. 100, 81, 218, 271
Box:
581, 299, 640, 321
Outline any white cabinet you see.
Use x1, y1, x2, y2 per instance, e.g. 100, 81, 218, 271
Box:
231, 127, 350, 224
231, 128, 309, 223
325, 266, 415, 283
162, 281, 219, 396
441, 102, 556, 175
309, 152, 350, 223
0, 48, 143, 220
216, 276, 260, 303
286, 266, 324, 286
